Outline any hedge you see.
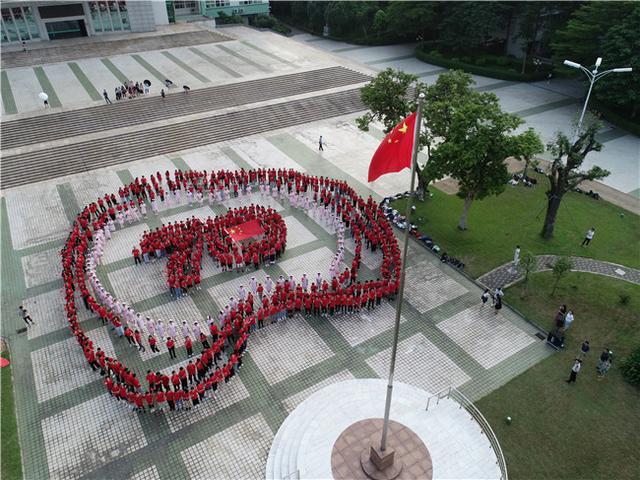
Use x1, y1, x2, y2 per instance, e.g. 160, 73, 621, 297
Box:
415, 44, 550, 82
621, 346, 640, 387
590, 99, 640, 137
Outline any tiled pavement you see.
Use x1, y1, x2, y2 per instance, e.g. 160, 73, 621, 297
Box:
477, 254, 640, 290
1, 34, 558, 477
0, 139, 552, 479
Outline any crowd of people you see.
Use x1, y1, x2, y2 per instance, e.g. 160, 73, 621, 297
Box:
61, 167, 402, 413
135, 206, 288, 298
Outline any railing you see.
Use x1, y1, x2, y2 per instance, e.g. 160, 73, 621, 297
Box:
425, 385, 452, 411
425, 386, 508, 480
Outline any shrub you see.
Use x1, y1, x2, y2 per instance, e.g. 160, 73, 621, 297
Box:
415, 44, 551, 82
495, 56, 510, 66
253, 14, 276, 29
620, 347, 640, 387
619, 293, 631, 306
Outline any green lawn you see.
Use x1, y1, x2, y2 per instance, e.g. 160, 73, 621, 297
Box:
1, 351, 22, 480
393, 172, 640, 277
476, 272, 640, 480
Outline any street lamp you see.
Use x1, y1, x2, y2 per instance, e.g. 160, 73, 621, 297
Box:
563, 57, 632, 141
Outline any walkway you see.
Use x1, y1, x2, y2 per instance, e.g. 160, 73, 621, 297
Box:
292, 31, 640, 196
477, 255, 640, 290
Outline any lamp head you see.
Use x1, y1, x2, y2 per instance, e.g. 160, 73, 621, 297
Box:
595, 57, 602, 68
563, 60, 581, 69
612, 67, 633, 73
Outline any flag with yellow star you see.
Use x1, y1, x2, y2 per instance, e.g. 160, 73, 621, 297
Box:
368, 111, 417, 182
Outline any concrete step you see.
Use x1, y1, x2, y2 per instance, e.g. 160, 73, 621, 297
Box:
0, 29, 232, 69
1, 67, 370, 150
0, 89, 366, 189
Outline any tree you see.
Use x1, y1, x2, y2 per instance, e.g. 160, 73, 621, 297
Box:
514, 128, 544, 178
541, 119, 609, 239
437, 2, 506, 53
551, 256, 573, 295
551, 2, 638, 118
379, 1, 437, 41
356, 69, 430, 197
422, 73, 538, 230
519, 251, 537, 298
598, 5, 640, 118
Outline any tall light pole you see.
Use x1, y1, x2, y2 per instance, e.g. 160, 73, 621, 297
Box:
563, 57, 632, 141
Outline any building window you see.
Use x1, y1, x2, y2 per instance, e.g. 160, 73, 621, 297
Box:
88, 1, 129, 33
174, 1, 198, 9
206, 0, 230, 8
1, 6, 40, 43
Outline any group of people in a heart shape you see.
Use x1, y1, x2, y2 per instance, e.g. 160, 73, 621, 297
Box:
61, 167, 403, 413
137, 206, 288, 299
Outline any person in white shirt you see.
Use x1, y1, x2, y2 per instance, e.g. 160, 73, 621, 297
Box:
564, 310, 574, 329
566, 359, 582, 384
581, 227, 595, 247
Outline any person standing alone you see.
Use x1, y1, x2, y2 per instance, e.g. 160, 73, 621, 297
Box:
581, 227, 595, 247
318, 135, 324, 151
566, 359, 582, 384
103, 89, 112, 104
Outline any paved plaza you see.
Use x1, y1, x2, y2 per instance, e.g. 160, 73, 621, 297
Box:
2, 23, 602, 480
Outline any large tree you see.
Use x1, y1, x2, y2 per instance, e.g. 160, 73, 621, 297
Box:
541, 120, 609, 239
437, 1, 506, 53
423, 78, 534, 230
373, 1, 437, 42
355, 68, 430, 197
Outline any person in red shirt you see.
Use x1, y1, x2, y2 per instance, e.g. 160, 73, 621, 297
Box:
166, 389, 175, 411
166, 337, 176, 359
149, 334, 160, 353
146, 370, 156, 390
171, 371, 180, 391
190, 388, 200, 407
184, 335, 193, 358
186, 361, 197, 384
155, 390, 166, 412
132, 247, 141, 265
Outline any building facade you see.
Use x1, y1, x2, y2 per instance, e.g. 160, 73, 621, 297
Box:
1, 0, 268, 44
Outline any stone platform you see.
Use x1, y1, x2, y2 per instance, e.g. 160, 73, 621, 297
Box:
266, 379, 503, 480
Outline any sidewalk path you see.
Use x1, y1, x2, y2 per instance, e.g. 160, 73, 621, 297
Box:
477, 255, 640, 290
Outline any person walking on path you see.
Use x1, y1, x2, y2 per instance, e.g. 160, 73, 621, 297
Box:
18, 306, 35, 327
581, 227, 595, 247
481, 289, 490, 307
579, 340, 590, 359
494, 294, 502, 315
566, 359, 582, 384
103, 89, 112, 104
318, 135, 324, 152
161, 89, 165, 99
510, 245, 520, 273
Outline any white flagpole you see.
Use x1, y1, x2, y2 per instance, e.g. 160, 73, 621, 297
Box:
379, 92, 425, 452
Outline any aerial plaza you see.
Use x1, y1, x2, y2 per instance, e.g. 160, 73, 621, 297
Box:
1, 2, 639, 480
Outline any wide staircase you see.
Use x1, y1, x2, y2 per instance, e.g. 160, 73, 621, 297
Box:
0, 67, 370, 189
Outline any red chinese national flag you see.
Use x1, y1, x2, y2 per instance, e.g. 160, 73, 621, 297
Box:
226, 219, 265, 242
368, 112, 417, 182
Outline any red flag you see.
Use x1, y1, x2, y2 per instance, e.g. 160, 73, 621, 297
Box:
225, 219, 265, 242
368, 112, 417, 182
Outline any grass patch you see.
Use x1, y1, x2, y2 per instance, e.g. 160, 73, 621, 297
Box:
393, 172, 640, 277
1, 351, 22, 480
476, 272, 640, 480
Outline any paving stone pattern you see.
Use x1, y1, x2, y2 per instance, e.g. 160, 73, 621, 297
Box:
0, 92, 554, 480
478, 254, 640, 290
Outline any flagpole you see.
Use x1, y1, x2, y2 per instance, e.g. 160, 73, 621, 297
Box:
379, 92, 425, 453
